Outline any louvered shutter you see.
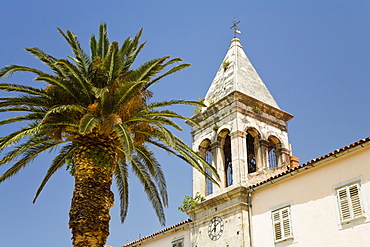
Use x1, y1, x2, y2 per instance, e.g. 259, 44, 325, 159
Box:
337, 183, 364, 223
349, 184, 363, 218
338, 187, 351, 221
273, 211, 282, 241
272, 207, 292, 242
282, 208, 292, 239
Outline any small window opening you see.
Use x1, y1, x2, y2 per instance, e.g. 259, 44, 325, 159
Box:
268, 146, 277, 168
268, 136, 279, 169
172, 237, 184, 247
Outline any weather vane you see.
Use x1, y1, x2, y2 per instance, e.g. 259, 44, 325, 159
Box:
230, 18, 241, 38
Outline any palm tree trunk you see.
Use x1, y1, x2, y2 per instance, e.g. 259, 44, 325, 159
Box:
69, 133, 117, 247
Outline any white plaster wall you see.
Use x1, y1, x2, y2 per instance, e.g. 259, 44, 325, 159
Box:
251, 146, 370, 247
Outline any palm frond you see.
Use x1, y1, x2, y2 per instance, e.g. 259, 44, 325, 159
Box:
145, 131, 219, 185
0, 106, 45, 113
55, 59, 92, 102
114, 160, 129, 223
145, 100, 205, 110
0, 83, 50, 97
126, 57, 168, 83
135, 145, 168, 206
0, 123, 63, 151
145, 63, 191, 89
112, 81, 145, 113
0, 112, 44, 126
97, 23, 109, 59
119, 28, 145, 73
103, 41, 120, 84
0, 65, 44, 79
0, 95, 50, 108
90, 34, 98, 58
0, 135, 49, 166
57, 28, 91, 77
33, 143, 75, 203
0, 140, 62, 183
130, 155, 166, 226
174, 136, 219, 183
0, 126, 41, 151
38, 104, 85, 128
79, 114, 101, 134
127, 115, 182, 131
24, 47, 65, 77
114, 123, 134, 157
139, 109, 192, 122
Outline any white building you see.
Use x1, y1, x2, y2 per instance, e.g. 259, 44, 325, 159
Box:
122, 37, 370, 247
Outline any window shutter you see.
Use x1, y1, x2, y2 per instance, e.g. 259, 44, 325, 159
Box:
337, 183, 364, 223
338, 187, 351, 221
282, 208, 291, 238
349, 184, 363, 218
273, 211, 282, 241
272, 206, 292, 242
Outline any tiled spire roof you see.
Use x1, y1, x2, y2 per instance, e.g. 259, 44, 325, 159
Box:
204, 38, 279, 109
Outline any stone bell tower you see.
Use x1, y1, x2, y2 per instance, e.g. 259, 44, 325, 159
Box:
186, 36, 294, 247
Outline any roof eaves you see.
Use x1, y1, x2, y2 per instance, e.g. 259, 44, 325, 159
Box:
248, 137, 370, 190
122, 219, 191, 247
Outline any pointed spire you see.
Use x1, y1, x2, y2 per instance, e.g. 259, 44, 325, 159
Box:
204, 38, 280, 109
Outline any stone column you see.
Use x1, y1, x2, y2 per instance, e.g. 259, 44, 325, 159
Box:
193, 148, 206, 197
276, 147, 291, 167
230, 130, 247, 185
255, 139, 269, 171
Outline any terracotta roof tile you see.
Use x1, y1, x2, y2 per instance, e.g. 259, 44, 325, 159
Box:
122, 219, 191, 247
248, 137, 370, 189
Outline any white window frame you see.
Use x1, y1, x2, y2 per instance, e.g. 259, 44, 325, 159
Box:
271, 205, 293, 243
335, 180, 365, 224
171, 237, 184, 247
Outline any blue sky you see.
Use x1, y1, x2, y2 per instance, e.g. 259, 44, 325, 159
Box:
0, 1, 369, 246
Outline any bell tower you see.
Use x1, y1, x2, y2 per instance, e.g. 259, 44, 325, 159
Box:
187, 36, 294, 246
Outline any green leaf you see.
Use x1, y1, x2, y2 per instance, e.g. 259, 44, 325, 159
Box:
79, 114, 101, 134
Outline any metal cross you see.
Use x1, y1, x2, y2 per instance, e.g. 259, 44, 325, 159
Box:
230, 18, 241, 38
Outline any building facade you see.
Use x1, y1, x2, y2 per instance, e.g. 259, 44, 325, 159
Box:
122, 37, 370, 247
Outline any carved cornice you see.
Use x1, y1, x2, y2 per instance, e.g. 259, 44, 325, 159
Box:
187, 186, 249, 216
188, 91, 293, 132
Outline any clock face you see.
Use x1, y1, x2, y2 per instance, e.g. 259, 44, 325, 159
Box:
208, 216, 224, 241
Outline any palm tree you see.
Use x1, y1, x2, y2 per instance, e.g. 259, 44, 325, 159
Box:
0, 24, 218, 247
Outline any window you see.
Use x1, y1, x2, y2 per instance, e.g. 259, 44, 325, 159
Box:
272, 206, 293, 243
268, 136, 280, 169
336, 182, 365, 223
268, 146, 276, 168
172, 237, 184, 247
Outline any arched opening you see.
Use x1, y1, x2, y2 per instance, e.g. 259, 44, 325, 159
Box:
268, 136, 281, 168
246, 128, 259, 174
219, 130, 232, 187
